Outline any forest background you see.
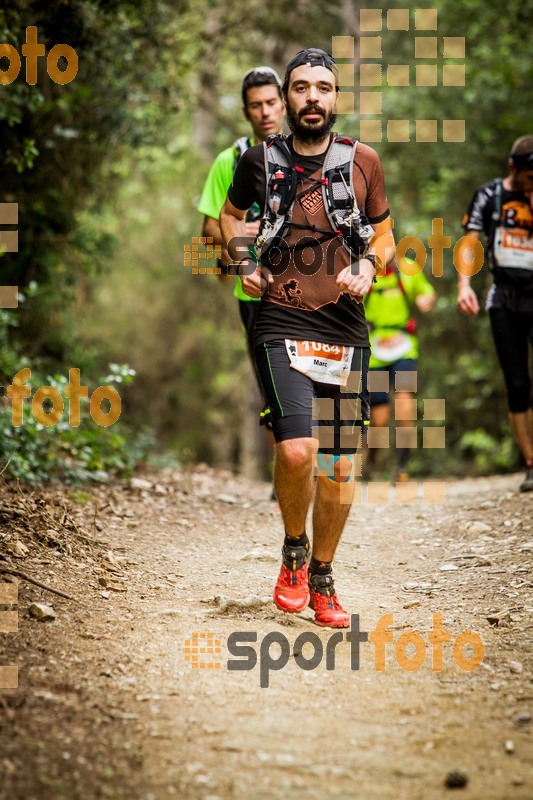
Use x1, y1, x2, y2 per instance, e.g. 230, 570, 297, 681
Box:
0, 0, 531, 484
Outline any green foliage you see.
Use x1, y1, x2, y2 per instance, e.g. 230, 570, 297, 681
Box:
351, 0, 531, 476
0, 307, 152, 483
0, 402, 147, 484
0, 378, 153, 485
459, 428, 516, 473
0, 0, 183, 293
1, 0, 531, 480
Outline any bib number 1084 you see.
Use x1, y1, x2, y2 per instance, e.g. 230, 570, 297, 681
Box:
297, 341, 341, 356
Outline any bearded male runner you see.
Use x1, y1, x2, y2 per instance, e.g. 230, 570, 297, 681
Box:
221, 49, 395, 627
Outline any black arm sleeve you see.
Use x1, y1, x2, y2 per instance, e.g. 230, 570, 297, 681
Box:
462, 182, 495, 235
227, 145, 266, 213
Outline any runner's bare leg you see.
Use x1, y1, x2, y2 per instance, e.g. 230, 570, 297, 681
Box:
509, 410, 533, 462
312, 456, 355, 561
273, 438, 315, 536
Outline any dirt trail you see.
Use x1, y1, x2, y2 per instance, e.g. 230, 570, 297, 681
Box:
1, 469, 532, 800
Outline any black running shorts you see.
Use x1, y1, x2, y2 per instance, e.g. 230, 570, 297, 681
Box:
254, 339, 370, 454
489, 307, 533, 413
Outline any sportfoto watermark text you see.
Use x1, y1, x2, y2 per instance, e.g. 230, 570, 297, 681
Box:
186, 613, 485, 688
5, 368, 121, 427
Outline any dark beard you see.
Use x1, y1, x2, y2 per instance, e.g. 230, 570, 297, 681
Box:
286, 102, 337, 143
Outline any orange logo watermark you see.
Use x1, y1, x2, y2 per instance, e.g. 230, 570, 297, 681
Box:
333, 9, 466, 143
0, 203, 19, 308
185, 613, 484, 688
5, 368, 121, 427
184, 237, 222, 274
312, 370, 447, 506
188, 219, 484, 279
0, 26, 78, 86
0, 581, 19, 691
184, 631, 222, 670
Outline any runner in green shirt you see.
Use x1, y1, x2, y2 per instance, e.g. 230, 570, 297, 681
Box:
197, 66, 285, 344
197, 67, 284, 493
364, 257, 435, 482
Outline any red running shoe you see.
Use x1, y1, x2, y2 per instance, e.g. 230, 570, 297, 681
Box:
273, 545, 309, 613
309, 573, 350, 628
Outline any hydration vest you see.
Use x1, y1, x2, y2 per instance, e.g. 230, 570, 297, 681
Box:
254, 133, 375, 263
233, 136, 251, 165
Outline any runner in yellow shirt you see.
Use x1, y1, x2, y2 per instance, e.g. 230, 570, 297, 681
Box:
364, 258, 435, 482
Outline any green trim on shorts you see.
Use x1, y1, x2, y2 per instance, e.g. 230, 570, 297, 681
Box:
264, 343, 284, 417
351, 347, 364, 434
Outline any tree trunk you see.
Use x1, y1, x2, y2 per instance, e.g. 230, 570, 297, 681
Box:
239, 362, 272, 481
193, 8, 223, 159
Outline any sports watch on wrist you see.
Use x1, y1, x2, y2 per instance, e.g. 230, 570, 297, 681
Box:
362, 254, 383, 281
363, 254, 382, 272
234, 259, 255, 278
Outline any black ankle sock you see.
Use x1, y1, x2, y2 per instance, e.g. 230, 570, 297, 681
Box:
282, 533, 309, 570
284, 532, 309, 550
308, 556, 332, 576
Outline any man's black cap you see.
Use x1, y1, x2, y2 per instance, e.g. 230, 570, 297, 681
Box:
509, 135, 533, 171
283, 48, 337, 89
510, 152, 533, 171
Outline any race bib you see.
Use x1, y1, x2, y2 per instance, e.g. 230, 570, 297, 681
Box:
285, 340, 353, 385
493, 226, 533, 271
371, 331, 413, 363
